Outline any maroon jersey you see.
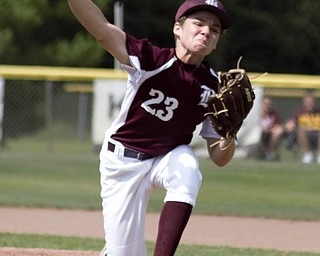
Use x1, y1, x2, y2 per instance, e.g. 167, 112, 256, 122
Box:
261, 111, 281, 132
108, 34, 219, 156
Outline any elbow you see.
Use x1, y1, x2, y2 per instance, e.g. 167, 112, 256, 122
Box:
209, 154, 231, 167
212, 158, 229, 167
95, 34, 106, 44
209, 150, 234, 167
207, 142, 234, 167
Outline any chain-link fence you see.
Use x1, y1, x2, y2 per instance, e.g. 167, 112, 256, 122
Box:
0, 66, 129, 156
1, 78, 93, 154
0, 66, 320, 163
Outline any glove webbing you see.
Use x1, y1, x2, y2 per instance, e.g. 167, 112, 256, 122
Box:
205, 100, 229, 118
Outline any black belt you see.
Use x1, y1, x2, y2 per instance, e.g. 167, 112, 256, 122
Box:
107, 142, 153, 160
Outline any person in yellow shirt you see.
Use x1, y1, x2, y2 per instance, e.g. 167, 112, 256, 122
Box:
285, 92, 320, 164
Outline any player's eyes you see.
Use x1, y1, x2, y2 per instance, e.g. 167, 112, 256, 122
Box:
210, 27, 220, 33
193, 21, 202, 27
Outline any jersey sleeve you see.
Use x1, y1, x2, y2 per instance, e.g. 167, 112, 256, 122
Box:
200, 117, 220, 139
124, 34, 173, 70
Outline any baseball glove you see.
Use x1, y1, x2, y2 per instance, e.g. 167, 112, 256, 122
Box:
205, 57, 255, 143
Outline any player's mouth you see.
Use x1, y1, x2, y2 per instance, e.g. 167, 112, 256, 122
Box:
196, 38, 207, 47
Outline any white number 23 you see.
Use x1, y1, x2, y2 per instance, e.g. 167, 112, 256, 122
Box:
141, 89, 179, 121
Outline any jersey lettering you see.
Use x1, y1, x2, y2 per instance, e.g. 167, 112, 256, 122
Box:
141, 88, 179, 121
198, 85, 215, 107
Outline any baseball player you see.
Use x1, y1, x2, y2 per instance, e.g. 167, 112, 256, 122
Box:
68, 0, 235, 255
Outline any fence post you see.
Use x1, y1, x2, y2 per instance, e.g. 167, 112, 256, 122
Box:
0, 77, 4, 149
45, 80, 53, 152
114, 1, 123, 70
77, 93, 88, 141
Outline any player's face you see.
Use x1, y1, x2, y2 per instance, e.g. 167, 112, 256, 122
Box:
174, 10, 222, 58
303, 95, 315, 112
263, 98, 272, 113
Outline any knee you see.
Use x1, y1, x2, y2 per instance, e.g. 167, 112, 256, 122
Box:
175, 146, 201, 183
164, 145, 202, 205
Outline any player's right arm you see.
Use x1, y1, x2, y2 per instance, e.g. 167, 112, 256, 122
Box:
68, 0, 130, 65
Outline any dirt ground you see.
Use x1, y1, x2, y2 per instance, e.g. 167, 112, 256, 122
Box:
1, 207, 320, 256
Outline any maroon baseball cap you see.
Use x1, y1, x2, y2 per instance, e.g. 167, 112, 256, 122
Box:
175, 0, 232, 29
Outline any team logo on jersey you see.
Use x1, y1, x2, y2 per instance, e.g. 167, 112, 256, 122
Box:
198, 85, 215, 107
205, 0, 218, 7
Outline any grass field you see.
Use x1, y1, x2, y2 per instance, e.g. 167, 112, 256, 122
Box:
0, 140, 319, 220
0, 137, 320, 254
1, 233, 319, 256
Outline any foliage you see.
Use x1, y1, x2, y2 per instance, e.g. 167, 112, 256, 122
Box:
218, 0, 320, 73
0, 0, 108, 67
0, 0, 319, 73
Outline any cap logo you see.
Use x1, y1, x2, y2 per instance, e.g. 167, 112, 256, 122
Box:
205, 0, 218, 7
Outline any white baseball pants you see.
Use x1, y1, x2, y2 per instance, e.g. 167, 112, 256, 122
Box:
99, 138, 202, 256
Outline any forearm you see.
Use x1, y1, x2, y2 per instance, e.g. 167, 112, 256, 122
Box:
207, 138, 235, 167
68, 0, 109, 41
68, 0, 128, 64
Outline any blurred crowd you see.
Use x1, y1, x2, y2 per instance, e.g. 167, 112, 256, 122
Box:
257, 91, 320, 164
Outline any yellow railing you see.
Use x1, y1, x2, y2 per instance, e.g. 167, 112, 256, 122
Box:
0, 65, 127, 81
1, 65, 319, 89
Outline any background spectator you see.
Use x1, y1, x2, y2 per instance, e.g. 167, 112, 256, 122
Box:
258, 96, 284, 161
285, 92, 320, 164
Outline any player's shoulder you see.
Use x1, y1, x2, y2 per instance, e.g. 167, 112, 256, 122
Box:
126, 33, 175, 69
126, 33, 172, 56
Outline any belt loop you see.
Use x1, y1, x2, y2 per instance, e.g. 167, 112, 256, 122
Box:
114, 142, 124, 157
119, 144, 125, 157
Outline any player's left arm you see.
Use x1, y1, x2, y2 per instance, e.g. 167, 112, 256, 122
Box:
206, 137, 235, 167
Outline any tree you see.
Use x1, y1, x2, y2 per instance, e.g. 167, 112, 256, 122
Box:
0, 0, 319, 74
215, 0, 320, 74
0, 0, 109, 67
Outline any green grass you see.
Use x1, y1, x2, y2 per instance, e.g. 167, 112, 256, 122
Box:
0, 151, 101, 210
0, 137, 320, 220
1, 233, 319, 256
194, 158, 320, 220
0, 233, 104, 251
1, 137, 320, 255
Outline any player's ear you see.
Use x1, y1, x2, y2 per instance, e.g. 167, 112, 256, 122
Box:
174, 16, 187, 38
173, 22, 182, 37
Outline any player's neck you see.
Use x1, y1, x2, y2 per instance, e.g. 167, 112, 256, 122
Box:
175, 46, 204, 67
